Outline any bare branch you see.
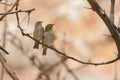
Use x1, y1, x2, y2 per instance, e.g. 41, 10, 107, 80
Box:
0, 0, 19, 21
0, 0, 20, 79
110, 0, 115, 23
87, 0, 120, 61
0, 53, 19, 80
1, 0, 8, 79
0, 45, 9, 54
0, 8, 35, 15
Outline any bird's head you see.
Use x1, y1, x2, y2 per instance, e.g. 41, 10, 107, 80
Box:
45, 24, 55, 31
35, 21, 43, 27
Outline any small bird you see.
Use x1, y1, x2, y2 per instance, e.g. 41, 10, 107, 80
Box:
42, 24, 55, 55
33, 21, 44, 49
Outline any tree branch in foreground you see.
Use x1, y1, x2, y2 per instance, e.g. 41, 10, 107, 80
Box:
87, 0, 120, 62
0, 53, 19, 80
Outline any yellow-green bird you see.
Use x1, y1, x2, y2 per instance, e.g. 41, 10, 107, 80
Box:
42, 24, 55, 55
33, 21, 44, 49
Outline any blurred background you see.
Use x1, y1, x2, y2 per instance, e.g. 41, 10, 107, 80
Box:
0, 0, 120, 80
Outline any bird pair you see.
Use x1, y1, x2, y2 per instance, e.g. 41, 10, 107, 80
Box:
33, 21, 55, 55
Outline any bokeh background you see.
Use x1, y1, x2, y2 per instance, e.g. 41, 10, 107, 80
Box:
0, 0, 120, 80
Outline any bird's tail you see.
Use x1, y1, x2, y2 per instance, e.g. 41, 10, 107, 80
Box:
42, 36, 44, 48
33, 42, 39, 49
43, 46, 47, 55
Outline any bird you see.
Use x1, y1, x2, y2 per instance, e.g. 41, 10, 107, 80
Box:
33, 21, 44, 49
42, 24, 55, 55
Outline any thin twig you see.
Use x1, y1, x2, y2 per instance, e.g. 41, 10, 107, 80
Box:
0, 0, 19, 21
0, 8, 35, 15
0, 45, 9, 54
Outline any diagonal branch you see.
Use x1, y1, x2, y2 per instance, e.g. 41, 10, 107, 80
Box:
0, 45, 9, 54
87, 0, 120, 58
0, 0, 19, 21
0, 53, 19, 80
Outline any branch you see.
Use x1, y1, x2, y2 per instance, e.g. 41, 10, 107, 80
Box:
0, 45, 9, 54
87, 0, 120, 60
0, 53, 19, 80
1, 1, 8, 78
0, 0, 19, 21
110, 0, 115, 23
0, 8, 35, 15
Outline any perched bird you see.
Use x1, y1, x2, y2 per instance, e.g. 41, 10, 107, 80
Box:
42, 24, 55, 55
33, 21, 44, 49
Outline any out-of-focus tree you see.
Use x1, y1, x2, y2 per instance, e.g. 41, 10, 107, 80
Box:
0, 0, 120, 80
